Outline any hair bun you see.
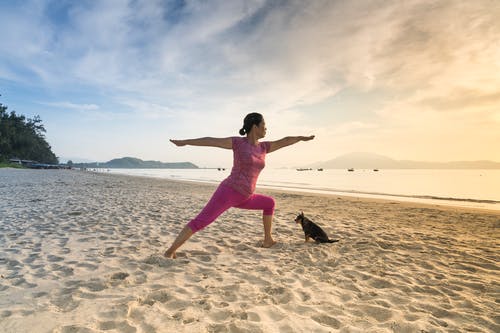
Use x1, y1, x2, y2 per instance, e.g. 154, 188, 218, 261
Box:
239, 128, 246, 136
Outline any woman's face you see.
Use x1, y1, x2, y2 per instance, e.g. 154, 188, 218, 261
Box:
255, 119, 267, 138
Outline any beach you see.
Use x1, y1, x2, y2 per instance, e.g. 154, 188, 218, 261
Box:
0, 169, 499, 333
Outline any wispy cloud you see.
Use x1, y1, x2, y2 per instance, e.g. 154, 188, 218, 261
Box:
5, 1, 498, 112
41, 101, 99, 111
118, 99, 175, 120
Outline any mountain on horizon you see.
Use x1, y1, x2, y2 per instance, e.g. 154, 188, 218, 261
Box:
73, 157, 198, 169
308, 152, 500, 169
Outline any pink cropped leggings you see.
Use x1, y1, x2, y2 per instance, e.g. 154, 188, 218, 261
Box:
187, 184, 275, 233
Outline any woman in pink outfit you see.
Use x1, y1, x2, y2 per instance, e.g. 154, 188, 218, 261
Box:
164, 113, 314, 258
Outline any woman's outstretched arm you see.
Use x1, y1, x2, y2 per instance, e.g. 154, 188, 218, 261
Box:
170, 137, 233, 149
268, 135, 315, 153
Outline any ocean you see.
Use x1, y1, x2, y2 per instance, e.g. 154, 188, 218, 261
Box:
102, 168, 500, 211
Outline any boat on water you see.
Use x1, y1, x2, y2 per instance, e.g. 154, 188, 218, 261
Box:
348, 168, 354, 172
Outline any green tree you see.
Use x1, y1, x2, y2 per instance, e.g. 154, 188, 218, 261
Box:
0, 97, 58, 164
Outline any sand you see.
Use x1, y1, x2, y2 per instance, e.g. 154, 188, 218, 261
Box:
0, 168, 499, 333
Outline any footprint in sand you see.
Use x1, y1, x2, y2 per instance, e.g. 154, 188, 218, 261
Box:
4, 248, 20, 255
311, 314, 342, 329
102, 247, 117, 257
32, 267, 47, 278
32, 291, 48, 298
6, 259, 22, 270
51, 264, 74, 278
0, 310, 12, 318
358, 304, 393, 322
59, 247, 71, 255
246, 311, 261, 322
296, 290, 311, 302
98, 320, 136, 333
57, 325, 95, 333
189, 250, 213, 263
81, 278, 108, 292
205, 245, 222, 254
208, 309, 234, 322
207, 323, 230, 333
263, 286, 294, 305
96, 303, 129, 322
49, 293, 80, 312
22, 253, 39, 264
132, 271, 148, 284
138, 290, 171, 306
76, 262, 99, 270
110, 272, 129, 280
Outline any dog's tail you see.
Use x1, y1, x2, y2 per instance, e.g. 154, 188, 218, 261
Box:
327, 239, 340, 243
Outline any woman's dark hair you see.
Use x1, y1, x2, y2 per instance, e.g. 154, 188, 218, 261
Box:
239, 113, 263, 136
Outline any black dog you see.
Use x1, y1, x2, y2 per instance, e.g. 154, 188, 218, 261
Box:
295, 212, 339, 243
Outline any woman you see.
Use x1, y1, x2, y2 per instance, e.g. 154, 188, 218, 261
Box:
164, 113, 314, 258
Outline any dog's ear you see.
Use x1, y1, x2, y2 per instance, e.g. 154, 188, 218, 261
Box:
300, 211, 304, 217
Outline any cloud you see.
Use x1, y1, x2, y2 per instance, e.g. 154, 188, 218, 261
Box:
1, 1, 352, 112
415, 90, 500, 113
41, 101, 99, 111
4, 0, 497, 115
369, 2, 500, 102
118, 99, 175, 120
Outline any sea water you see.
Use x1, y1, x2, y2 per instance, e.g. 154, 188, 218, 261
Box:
103, 168, 500, 211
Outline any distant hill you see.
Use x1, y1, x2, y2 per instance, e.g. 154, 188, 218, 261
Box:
309, 152, 500, 169
73, 157, 198, 169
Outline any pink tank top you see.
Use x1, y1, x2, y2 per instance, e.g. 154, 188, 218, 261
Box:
221, 137, 271, 196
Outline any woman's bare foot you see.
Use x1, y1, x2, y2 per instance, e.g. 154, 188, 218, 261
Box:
262, 239, 277, 248
163, 251, 177, 259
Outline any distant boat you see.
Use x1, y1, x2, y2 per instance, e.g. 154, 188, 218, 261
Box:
317, 168, 323, 171
296, 168, 313, 171
348, 168, 354, 172
373, 169, 379, 172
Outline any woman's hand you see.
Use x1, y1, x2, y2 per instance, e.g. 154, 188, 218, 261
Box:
170, 139, 186, 146
301, 135, 315, 141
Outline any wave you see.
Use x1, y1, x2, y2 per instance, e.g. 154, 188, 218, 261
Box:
258, 184, 500, 206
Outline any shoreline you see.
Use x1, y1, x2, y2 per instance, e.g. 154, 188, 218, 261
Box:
1, 168, 499, 332
96, 169, 500, 215
99, 167, 500, 212
260, 185, 500, 216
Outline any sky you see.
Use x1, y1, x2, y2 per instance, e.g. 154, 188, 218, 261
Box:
1, 0, 499, 168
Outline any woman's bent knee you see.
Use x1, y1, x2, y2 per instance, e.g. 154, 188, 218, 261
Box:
263, 196, 275, 215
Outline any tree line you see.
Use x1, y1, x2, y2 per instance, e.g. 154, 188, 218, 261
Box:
0, 98, 58, 164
